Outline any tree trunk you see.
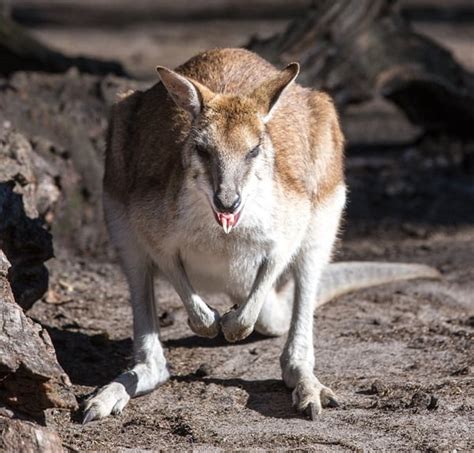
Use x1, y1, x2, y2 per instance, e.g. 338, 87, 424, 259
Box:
248, 0, 474, 137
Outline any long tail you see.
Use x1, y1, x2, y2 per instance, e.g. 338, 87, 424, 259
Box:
317, 262, 441, 307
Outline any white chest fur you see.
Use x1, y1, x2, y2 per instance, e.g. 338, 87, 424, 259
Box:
175, 183, 280, 299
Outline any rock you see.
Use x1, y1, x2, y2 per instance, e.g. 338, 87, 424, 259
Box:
409, 391, 439, 410
0, 71, 142, 256
370, 380, 388, 396
0, 417, 64, 453
158, 310, 175, 328
195, 363, 212, 377
0, 127, 56, 310
0, 251, 77, 417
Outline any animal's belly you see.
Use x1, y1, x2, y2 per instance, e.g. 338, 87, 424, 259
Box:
180, 247, 264, 298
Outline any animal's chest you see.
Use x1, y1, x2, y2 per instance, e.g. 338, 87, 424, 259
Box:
163, 186, 308, 298
179, 228, 270, 298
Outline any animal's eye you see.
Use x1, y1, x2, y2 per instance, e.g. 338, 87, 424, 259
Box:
246, 146, 260, 160
196, 145, 211, 160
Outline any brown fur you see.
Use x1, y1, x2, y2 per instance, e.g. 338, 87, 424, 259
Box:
104, 48, 344, 212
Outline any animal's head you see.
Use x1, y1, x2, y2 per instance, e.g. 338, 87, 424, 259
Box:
156, 62, 299, 233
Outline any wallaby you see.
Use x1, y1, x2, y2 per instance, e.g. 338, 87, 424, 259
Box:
83, 48, 439, 423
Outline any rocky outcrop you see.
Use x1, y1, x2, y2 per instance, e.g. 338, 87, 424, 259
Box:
0, 250, 77, 417
0, 71, 141, 256
0, 127, 76, 433
0, 417, 64, 453
0, 127, 57, 310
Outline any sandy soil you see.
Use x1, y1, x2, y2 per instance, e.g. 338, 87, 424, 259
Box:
28, 225, 473, 451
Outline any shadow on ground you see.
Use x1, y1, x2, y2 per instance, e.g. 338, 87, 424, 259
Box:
174, 374, 296, 420
164, 331, 270, 349
44, 325, 132, 387
44, 324, 271, 384
44, 323, 295, 420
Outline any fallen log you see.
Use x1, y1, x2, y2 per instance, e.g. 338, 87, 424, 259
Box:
248, 0, 474, 137
0, 15, 126, 76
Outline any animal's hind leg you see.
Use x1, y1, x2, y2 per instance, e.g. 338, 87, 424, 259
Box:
255, 276, 294, 337
83, 195, 169, 423
280, 185, 346, 419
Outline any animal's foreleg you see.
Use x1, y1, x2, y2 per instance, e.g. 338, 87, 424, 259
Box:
83, 241, 168, 423
160, 256, 220, 338
220, 255, 286, 342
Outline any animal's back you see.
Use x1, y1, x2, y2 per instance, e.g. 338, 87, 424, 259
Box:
177, 48, 281, 94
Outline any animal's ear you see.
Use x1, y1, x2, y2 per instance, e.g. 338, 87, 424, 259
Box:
156, 66, 214, 117
251, 62, 300, 122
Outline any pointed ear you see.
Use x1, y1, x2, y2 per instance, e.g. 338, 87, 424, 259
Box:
156, 66, 214, 117
252, 62, 300, 122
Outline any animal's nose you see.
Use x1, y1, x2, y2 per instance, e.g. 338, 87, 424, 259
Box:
213, 192, 241, 213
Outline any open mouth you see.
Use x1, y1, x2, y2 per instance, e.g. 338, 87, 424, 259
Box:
212, 210, 242, 234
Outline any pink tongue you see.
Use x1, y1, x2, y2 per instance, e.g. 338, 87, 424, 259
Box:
217, 213, 236, 234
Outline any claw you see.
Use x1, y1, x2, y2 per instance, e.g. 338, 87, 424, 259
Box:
111, 406, 122, 416
220, 309, 254, 342
82, 406, 99, 425
325, 394, 340, 408
305, 402, 321, 420
292, 377, 339, 419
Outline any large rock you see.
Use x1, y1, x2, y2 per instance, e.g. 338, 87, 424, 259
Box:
0, 127, 57, 309
0, 71, 141, 256
0, 417, 63, 453
0, 250, 77, 417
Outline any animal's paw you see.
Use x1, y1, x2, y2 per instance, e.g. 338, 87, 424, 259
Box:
220, 308, 254, 342
82, 382, 130, 424
188, 305, 221, 338
292, 376, 339, 420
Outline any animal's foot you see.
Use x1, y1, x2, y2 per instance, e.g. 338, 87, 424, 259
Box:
292, 376, 339, 420
220, 307, 254, 342
82, 363, 170, 424
82, 382, 130, 424
188, 304, 221, 338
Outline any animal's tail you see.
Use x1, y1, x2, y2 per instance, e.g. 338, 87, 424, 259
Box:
317, 262, 441, 307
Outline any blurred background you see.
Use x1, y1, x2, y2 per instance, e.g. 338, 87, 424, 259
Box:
9, 0, 474, 79
1, 0, 473, 253
0, 1, 473, 451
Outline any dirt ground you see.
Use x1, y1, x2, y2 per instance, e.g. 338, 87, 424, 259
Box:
12, 3, 474, 451
28, 224, 473, 451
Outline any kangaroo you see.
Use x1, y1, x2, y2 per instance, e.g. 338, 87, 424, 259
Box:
83, 48, 439, 423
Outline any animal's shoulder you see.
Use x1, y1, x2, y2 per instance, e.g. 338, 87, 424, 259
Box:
103, 89, 143, 199
268, 88, 345, 203
104, 83, 189, 203
307, 90, 345, 203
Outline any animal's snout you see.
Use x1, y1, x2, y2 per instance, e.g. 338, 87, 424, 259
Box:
213, 192, 241, 213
